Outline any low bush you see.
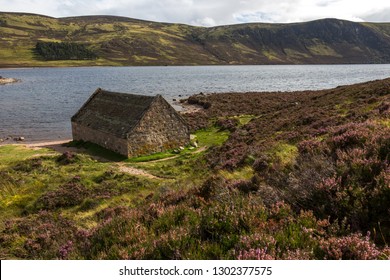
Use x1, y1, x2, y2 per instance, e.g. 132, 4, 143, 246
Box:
35, 180, 90, 210
0, 211, 79, 259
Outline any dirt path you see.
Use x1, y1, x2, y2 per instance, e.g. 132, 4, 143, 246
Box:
116, 163, 161, 180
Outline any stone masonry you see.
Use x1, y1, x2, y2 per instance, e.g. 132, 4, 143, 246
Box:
71, 89, 190, 157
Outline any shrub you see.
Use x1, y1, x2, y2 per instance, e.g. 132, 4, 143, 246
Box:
215, 118, 239, 132
84, 209, 148, 259
35, 180, 90, 210
230, 178, 259, 194
319, 233, 389, 260
13, 158, 47, 173
195, 175, 227, 201
56, 151, 81, 165
187, 94, 212, 109
0, 211, 79, 259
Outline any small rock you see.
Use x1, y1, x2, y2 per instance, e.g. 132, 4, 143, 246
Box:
0, 138, 3, 142
14, 136, 25, 141
173, 98, 177, 101
179, 146, 185, 150
189, 147, 195, 150
191, 142, 198, 148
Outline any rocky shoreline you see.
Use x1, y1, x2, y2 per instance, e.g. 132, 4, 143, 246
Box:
0, 136, 26, 145
0, 76, 20, 85
0, 136, 73, 146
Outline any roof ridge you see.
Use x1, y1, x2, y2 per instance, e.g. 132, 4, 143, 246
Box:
98, 89, 156, 100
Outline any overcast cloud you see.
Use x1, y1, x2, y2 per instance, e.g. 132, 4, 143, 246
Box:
1, 0, 390, 26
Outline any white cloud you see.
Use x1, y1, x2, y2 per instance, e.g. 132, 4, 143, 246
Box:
191, 17, 216, 27
1, 0, 390, 25
363, 8, 390, 22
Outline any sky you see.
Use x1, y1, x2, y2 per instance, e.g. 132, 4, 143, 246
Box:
1, 0, 390, 26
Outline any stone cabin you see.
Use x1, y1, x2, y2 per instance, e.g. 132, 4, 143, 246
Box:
71, 88, 190, 157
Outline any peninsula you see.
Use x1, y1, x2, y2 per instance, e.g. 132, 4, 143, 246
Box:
0, 76, 19, 85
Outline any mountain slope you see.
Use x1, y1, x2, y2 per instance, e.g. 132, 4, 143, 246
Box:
1, 12, 390, 67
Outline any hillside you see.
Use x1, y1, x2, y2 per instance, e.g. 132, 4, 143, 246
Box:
0, 78, 389, 259
1, 12, 390, 67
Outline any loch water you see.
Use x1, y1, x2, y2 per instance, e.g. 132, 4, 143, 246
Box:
1, 64, 390, 141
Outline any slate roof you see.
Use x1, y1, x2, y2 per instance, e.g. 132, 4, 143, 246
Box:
71, 88, 157, 139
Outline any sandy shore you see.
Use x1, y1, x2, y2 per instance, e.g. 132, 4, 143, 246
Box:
25, 139, 82, 154
0, 139, 73, 151
25, 139, 73, 147
1, 139, 98, 161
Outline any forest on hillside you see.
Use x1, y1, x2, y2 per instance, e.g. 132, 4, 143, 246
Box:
35, 42, 97, 60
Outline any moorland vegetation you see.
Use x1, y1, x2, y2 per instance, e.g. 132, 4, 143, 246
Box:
0, 78, 389, 259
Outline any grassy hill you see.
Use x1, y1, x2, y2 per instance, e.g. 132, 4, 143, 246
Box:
0, 78, 389, 259
1, 12, 390, 67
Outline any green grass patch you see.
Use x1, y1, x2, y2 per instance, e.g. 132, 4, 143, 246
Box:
127, 151, 177, 163
131, 152, 206, 179
195, 127, 230, 147
219, 166, 254, 180
237, 115, 257, 126
307, 43, 342, 57
262, 49, 282, 61
0, 145, 55, 167
268, 142, 298, 166
376, 119, 390, 128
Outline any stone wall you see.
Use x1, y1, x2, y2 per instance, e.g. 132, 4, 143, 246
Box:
72, 95, 190, 158
127, 96, 190, 157
72, 122, 128, 156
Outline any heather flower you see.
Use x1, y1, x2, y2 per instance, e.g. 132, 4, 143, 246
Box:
298, 139, 323, 154
59, 241, 73, 260
319, 233, 382, 260
237, 248, 274, 260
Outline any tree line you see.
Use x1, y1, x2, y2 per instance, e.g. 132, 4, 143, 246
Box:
35, 41, 98, 60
